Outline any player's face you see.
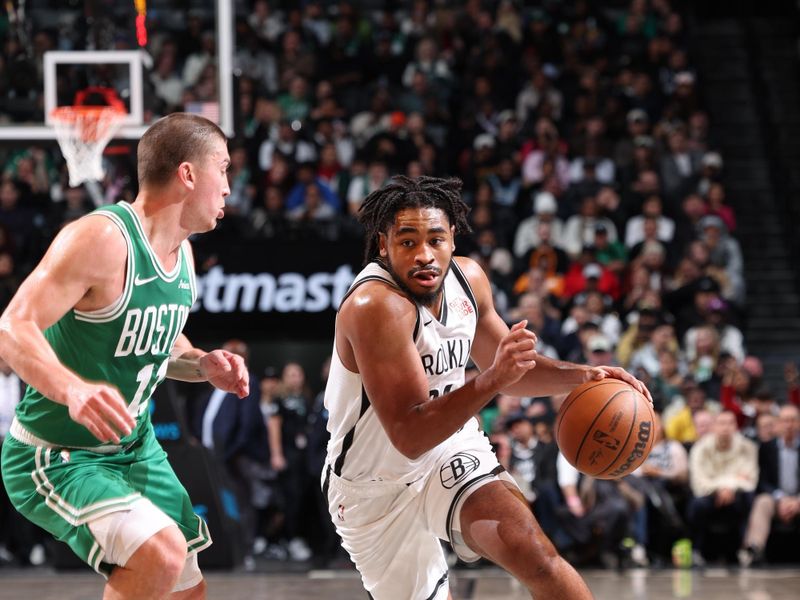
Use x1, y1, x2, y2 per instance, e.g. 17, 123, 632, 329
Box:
380, 207, 455, 307
190, 137, 231, 232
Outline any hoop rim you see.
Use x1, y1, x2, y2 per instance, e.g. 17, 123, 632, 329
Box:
50, 105, 127, 124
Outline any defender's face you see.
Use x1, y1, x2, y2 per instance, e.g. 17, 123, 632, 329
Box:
380, 207, 455, 306
191, 137, 231, 232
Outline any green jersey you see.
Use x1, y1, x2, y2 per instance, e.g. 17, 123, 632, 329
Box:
15, 201, 197, 448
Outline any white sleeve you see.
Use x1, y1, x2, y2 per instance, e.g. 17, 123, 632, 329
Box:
557, 452, 580, 488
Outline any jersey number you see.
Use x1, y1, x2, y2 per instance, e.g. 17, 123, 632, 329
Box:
129, 359, 169, 417
428, 384, 454, 399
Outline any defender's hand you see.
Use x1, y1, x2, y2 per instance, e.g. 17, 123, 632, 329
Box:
66, 383, 135, 443
200, 350, 249, 398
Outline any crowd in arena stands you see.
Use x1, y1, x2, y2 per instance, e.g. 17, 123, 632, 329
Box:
1, 0, 799, 570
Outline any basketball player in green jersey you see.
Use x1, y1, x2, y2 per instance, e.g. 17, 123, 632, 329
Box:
0, 114, 248, 600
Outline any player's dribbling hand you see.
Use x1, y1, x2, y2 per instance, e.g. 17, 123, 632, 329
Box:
487, 320, 538, 389
66, 382, 135, 444
585, 365, 653, 405
200, 349, 250, 398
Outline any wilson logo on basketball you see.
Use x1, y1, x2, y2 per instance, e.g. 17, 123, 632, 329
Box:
608, 420, 652, 478
440, 452, 480, 489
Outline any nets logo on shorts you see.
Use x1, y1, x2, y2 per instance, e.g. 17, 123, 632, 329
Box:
440, 452, 480, 489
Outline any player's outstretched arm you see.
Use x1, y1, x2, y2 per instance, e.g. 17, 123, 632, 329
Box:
460, 256, 651, 401
168, 334, 249, 398
166, 237, 250, 398
0, 216, 135, 442
340, 282, 537, 459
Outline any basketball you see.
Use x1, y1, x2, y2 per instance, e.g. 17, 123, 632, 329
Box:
555, 379, 655, 479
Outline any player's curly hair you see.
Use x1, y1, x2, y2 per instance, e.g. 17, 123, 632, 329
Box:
358, 175, 471, 264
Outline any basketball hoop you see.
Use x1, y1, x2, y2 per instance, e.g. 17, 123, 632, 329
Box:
51, 87, 127, 187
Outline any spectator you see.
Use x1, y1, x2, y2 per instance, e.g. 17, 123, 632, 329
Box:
699, 214, 745, 306
285, 162, 341, 213
249, 185, 288, 239
516, 68, 563, 126
513, 191, 565, 258
630, 413, 690, 562
624, 195, 676, 248
489, 110, 520, 164
182, 30, 216, 88
278, 75, 312, 123
688, 411, 758, 564
660, 127, 703, 206
506, 412, 540, 503
486, 158, 522, 234
562, 290, 622, 347
614, 108, 651, 170
235, 28, 280, 95
187, 340, 270, 565
258, 119, 318, 172
287, 182, 338, 229
629, 323, 680, 380
277, 28, 317, 85
617, 307, 663, 368
561, 196, 619, 259
664, 378, 718, 444
696, 150, 724, 196
482, 393, 523, 435
563, 261, 621, 304
225, 145, 256, 218
347, 160, 389, 216
584, 334, 616, 368
506, 292, 562, 357
739, 404, 800, 567
522, 118, 570, 190
685, 324, 722, 387
685, 298, 745, 363
592, 224, 628, 276
248, 0, 285, 45
515, 221, 569, 286
150, 40, 185, 110
556, 452, 638, 567
267, 362, 314, 561
649, 349, 687, 411
666, 273, 724, 341
306, 357, 339, 567
672, 192, 707, 254
755, 412, 777, 444
692, 409, 716, 444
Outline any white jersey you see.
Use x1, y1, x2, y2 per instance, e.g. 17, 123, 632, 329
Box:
324, 259, 483, 484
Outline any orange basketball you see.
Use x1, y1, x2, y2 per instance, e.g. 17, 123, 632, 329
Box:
555, 379, 655, 479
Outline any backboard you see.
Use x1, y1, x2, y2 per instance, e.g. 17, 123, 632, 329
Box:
0, 0, 233, 141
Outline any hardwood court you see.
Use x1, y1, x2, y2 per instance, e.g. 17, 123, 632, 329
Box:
0, 567, 799, 599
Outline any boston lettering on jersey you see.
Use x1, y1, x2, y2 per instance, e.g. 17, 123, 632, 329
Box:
420, 337, 472, 377
115, 303, 190, 357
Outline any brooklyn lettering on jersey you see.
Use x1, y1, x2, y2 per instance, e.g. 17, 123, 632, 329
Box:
420, 338, 471, 377
114, 304, 189, 357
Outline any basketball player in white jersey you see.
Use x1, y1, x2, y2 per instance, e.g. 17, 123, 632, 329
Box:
323, 176, 651, 599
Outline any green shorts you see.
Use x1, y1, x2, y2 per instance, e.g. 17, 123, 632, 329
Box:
0, 421, 211, 575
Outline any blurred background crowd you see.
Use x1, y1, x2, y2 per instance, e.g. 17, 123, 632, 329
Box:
0, 0, 799, 575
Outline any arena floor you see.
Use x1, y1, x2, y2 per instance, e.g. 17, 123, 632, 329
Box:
0, 567, 799, 599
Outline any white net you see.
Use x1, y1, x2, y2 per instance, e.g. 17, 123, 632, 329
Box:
51, 107, 126, 187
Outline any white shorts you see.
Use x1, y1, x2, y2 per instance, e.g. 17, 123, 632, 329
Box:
325, 437, 516, 600
88, 497, 203, 592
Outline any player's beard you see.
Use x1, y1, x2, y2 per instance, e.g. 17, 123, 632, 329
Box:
383, 254, 449, 308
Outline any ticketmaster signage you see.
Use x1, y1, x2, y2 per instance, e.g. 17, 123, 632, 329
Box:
184, 240, 361, 339
194, 265, 355, 313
